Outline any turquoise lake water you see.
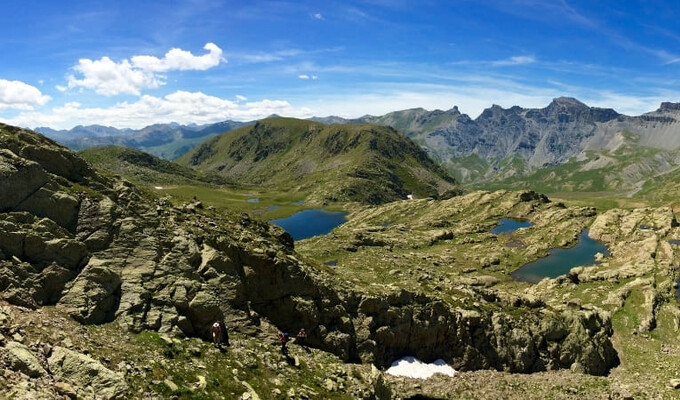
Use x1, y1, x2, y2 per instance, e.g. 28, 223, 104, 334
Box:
492, 218, 533, 234
270, 209, 348, 241
511, 229, 609, 283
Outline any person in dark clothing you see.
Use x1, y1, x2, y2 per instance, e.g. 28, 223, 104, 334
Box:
278, 331, 289, 355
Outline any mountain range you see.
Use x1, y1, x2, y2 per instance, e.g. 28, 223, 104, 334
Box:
36, 120, 247, 160
315, 98, 680, 194
34, 97, 680, 196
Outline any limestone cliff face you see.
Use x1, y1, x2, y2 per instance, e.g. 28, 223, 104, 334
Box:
349, 98, 680, 186
0, 123, 617, 375
423, 98, 622, 171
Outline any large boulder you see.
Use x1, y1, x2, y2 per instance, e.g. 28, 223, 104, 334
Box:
59, 261, 121, 324
5, 341, 47, 378
47, 346, 128, 399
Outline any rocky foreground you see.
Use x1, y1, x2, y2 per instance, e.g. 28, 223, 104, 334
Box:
0, 122, 678, 398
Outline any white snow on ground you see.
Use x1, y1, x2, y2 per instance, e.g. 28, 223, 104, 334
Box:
386, 356, 456, 379
154, 186, 163, 189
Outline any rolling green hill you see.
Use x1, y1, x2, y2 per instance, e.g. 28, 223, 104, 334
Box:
79, 146, 229, 186
177, 117, 458, 204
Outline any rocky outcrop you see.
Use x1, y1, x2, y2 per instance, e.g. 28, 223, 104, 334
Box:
48, 346, 128, 399
5, 341, 47, 378
342, 290, 617, 375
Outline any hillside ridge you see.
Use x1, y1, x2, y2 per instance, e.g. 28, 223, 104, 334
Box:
178, 117, 458, 204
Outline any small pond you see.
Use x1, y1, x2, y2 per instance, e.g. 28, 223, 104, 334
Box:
266, 205, 281, 211
246, 198, 260, 203
270, 209, 348, 241
492, 218, 533, 235
669, 239, 680, 246
324, 260, 338, 267
290, 200, 305, 205
511, 229, 609, 283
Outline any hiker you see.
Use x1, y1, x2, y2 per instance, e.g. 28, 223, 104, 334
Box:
211, 321, 222, 347
296, 328, 307, 347
278, 331, 289, 355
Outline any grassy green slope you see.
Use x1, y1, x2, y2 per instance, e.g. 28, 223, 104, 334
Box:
79, 146, 228, 186
368, 108, 459, 137
177, 117, 457, 204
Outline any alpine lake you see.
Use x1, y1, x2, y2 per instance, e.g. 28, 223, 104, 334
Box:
493, 218, 610, 283
270, 209, 349, 241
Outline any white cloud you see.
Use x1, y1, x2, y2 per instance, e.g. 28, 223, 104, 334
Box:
298, 74, 318, 80
61, 57, 163, 96
0, 79, 51, 110
2, 90, 313, 129
492, 56, 536, 67
131, 42, 224, 72
235, 94, 247, 101
313, 13, 324, 20
62, 43, 225, 96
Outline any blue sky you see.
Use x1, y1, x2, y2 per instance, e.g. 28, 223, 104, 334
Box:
1, 0, 679, 129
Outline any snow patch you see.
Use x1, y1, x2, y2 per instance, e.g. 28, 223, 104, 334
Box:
386, 356, 456, 379
154, 186, 163, 190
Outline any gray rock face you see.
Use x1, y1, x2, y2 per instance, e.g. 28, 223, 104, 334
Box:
424, 98, 622, 172
59, 261, 122, 324
348, 98, 680, 185
0, 149, 50, 211
48, 346, 128, 399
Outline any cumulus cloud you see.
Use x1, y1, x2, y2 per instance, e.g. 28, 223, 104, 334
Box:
61, 43, 225, 96
492, 56, 536, 66
313, 13, 324, 20
2, 91, 313, 129
59, 57, 163, 96
298, 74, 318, 80
0, 79, 51, 110
131, 42, 223, 72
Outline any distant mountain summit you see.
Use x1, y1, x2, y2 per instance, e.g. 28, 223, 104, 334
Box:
177, 117, 457, 204
36, 120, 248, 160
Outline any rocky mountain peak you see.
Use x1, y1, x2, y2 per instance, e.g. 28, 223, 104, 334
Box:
546, 97, 588, 110
657, 102, 680, 113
